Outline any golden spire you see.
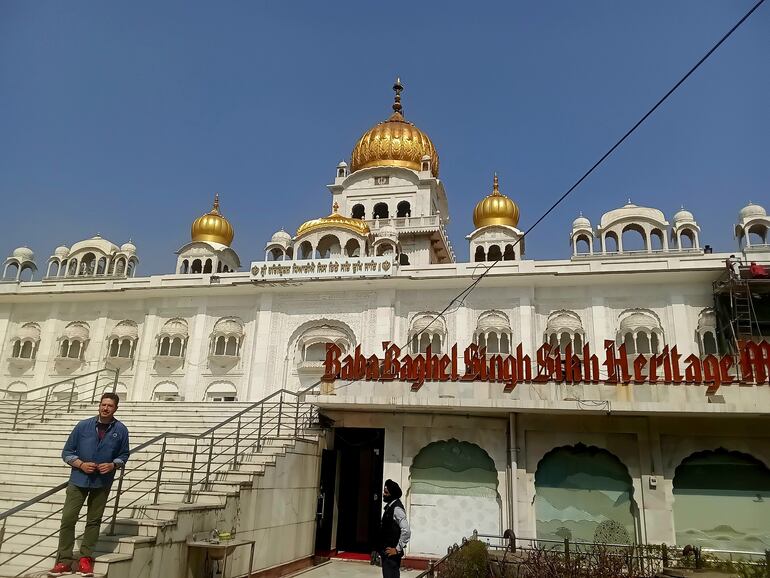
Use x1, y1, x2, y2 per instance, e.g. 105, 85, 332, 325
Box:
191, 193, 234, 246
473, 173, 521, 228
332, 201, 340, 213
391, 77, 403, 117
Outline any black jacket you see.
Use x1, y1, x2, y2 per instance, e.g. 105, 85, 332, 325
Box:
380, 498, 405, 553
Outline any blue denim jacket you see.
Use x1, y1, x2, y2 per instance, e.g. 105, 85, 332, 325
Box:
62, 416, 130, 488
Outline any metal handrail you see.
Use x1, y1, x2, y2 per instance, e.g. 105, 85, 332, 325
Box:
0, 368, 119, 430
0, 368, 118, 399
0, 388, 319, 576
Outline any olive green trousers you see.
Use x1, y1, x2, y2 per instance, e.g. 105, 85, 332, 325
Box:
56, 483, 110, 564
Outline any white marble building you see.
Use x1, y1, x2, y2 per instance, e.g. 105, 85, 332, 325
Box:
1, 81, 769, 557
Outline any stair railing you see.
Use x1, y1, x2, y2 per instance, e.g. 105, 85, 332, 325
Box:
0, 387, 319, 577
0, 368, 119, 430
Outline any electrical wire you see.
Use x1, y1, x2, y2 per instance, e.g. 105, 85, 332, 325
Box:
300, 0, 766, 395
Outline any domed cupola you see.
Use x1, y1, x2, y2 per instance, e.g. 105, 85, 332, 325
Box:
473, 174, 520, 228
177, 194, 240, 274
191, 194, 234, 246
467, 174, 524, 262
350, 78, 439, 177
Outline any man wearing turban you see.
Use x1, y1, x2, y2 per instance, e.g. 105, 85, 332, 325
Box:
379, 479, 411, 577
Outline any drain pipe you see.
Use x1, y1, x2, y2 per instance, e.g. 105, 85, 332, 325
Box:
506, 412, 518, 534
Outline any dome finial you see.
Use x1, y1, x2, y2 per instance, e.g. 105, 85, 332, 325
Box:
392, 77, 403, 115
493, 172, 500, 195
212, 193, 221, 214
332, 201, 340, 213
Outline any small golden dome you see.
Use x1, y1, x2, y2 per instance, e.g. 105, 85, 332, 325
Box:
296, 202, 371, 238
350, 78, 439, 177
191, 194, 234, 246
473, 174, 520, 228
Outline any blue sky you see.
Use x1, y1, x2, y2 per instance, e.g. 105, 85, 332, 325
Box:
1, 1, 767, 274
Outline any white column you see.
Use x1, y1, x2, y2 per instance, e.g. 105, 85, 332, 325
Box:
247, 293, 274, 400
182, 304, 209, 402
130, 308, 160, 401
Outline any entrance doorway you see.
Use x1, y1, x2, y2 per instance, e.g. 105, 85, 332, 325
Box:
315, 428, 384, 556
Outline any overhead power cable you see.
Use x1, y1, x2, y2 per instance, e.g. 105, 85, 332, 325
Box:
298, 0, 766, 395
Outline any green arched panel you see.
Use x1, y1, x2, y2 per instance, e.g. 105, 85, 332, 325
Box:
673, 449, 770, 551
535, 444, 636, 544
409, 439, 501, 555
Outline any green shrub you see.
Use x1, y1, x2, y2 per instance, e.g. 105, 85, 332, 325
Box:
439, 539, 489, 578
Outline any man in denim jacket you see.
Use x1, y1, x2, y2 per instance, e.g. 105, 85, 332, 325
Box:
49, 392, 130, 577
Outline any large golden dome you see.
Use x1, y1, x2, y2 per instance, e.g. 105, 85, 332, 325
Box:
296, 202, 371, 238
191, 194, 234, 246
473, 174, 520, 228
350, 79, 439, 177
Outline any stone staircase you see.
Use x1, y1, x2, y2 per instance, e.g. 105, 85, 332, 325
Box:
0, 396, 323, 578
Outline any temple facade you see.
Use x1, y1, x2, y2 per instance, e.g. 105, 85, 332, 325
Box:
1, 80, 769, 557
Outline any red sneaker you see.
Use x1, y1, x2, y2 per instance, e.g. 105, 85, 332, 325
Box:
48, 562, 72, 577
78, 556, 95, 577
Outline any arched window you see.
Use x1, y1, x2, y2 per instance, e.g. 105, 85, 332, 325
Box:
152, 381, 179, 401
351, 204, 365, 219
376, 242, 395, 256
617, 309, 664, 357
399, 253, 410, 265
293, 322, 356, 376
205, 381, 238, 402
169, 337, 183, 357
118, 339, 132, 357
409, 313, 447, 355
156, 318, 188, 358
604, 232, 619, 253
298, 241, 313, 260
316, 235, 341, 259
191, 259, 202, 274
11, 323, 41, 360
209, 317, 244, 358
180, 260, 189, 274
345, 239, 361, 257
697, 309, 718, 356
397, 201, 411, 218
536, 444, 636, 544
203, 259, 213, 273
503, 245, 516, 261
474, 246, 485, 262
58, 322, 89, 360
487, 245, 502, 261
679, 229, 695, 249
575, 235, 591, 254
474, 311, 512, 355
544, 310, 585, 356
650, 229, 664, 251
621, 225, 647, 252
373, 202, 389, 219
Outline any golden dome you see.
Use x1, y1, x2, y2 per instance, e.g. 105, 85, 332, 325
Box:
473, 174, 520, 228
191, 194, 234, 246
350, 79, 439, 177
296, 202, 371, 238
